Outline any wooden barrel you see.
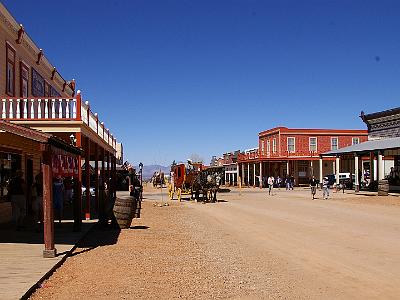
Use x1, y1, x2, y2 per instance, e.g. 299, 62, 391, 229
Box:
113, 196, 137, 229
378, 179, 389, 196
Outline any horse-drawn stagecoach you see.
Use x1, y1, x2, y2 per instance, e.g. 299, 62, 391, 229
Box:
168, 162, 222, 202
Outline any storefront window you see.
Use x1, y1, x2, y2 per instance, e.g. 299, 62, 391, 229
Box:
0, 152, 22, 200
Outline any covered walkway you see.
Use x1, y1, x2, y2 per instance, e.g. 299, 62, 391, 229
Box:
0, 220, 94, 300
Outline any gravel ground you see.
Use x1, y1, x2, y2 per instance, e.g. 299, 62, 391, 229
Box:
30, 187, 400, 299
31, 191, 286, 299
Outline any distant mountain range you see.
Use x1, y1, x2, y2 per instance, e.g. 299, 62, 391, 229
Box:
136, 164, 170, 180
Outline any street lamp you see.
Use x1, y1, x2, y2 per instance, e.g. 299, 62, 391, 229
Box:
138, 162, 143, 200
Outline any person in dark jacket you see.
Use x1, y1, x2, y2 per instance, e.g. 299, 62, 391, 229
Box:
309, 176, 318, 200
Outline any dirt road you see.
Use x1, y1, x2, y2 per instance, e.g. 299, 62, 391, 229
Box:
31, 187, 400, 299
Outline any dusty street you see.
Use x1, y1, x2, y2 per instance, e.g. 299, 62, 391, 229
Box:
31, 187, 400, 299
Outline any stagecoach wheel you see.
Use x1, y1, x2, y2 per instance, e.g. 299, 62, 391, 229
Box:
177, 188, 182, 202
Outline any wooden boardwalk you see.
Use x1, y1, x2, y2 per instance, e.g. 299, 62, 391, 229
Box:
0, 219, 94, 300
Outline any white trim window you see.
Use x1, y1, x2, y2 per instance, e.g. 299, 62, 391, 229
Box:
352, 137, 360, 145
272, 138, 277, 153
331, 137, 338, 150
261, 140, 265, 155
287, 137, 295, 153
309, 137, 317, 152
267, 140, 271, 155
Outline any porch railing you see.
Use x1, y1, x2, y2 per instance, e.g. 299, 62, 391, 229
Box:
0, 93, 117, 150
238, 150, 321, 162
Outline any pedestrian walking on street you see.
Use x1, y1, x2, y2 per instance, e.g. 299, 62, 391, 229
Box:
290, 175, 295, 190
268, 175, 274, 195
285, 175, 291, 190
322, 177, 330, 200
276, 176, 282, 190
309, 175, 318, 200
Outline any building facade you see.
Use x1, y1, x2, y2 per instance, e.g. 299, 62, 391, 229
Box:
238, 127, 368, 187
0, 2, 120, 230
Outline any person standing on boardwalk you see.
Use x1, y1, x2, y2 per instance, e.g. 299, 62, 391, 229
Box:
322, 177, 330, 200
268, 175, 274, 195
8, 170, 26, 230
309, 176, 318, 200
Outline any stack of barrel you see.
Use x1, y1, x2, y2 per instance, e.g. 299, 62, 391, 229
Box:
113, 196, 141, 229
378, 179, 389, 196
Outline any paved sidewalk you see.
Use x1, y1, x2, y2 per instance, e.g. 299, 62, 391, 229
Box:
0, 220, 94, 300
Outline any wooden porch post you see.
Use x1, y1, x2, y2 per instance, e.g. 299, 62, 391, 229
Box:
94, 143, 99, 215
42, 149, 56, 258
112, 155, 117, 200
99, 147, 106, 225
106, 152, 110, 193
85, 137, 91, 220
73, 132, 82, 232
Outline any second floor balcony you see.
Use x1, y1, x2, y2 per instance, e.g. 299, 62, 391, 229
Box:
238, 150, 324, 162
0, 91, 117, 151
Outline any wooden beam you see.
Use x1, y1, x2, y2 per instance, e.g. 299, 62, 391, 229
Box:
42, 152, 56, 258
85, 137, 91, 220
73, 132, 82, 232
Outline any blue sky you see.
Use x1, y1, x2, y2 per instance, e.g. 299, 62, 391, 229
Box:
4, 0, 400, 166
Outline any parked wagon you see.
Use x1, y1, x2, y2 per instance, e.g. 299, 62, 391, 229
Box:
152, 171, 165, 188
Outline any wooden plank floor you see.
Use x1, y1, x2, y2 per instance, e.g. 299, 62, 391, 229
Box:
0, 219, 95, 300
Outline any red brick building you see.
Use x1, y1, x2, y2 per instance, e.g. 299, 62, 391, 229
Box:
238, 127, 368, 186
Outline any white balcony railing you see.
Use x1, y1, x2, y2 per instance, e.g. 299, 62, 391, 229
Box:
0, 94, 117, 151
1, 98, 77, 120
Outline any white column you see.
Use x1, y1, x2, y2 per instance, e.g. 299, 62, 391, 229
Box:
44, 99, 49, 118
310, 160, 314, 177
236, 164, 239, 186
58, 99, 63, 118
16, 99, 20, 118
319, 157, 323, 185
335, 156, 340, 185
30, 99, 35, 119
8, 99, 13, 118
259, 162, 263, 188
286, 160, 289, 176
72, 99, 77, 118
51, 99, 56, 118
66, 99, 70, 118
1, 99, 6, 118
247, 163, 250, 186
355, 154, 359, 192
378, 152, 384, 180
38, 99, 42, 118
241, 163, 245, 185
373, 158, 378, 181
23, 99, 28, 119
253, 163, 256, 187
